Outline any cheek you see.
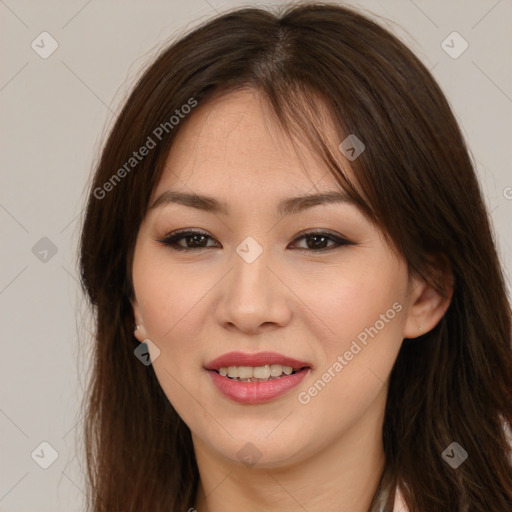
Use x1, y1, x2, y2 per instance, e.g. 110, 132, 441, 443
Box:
132, 245, 211, 343
291, 255, 408, 424
294, 293, 405, 445
132, 247, 211, 421
302, 252, 408, 355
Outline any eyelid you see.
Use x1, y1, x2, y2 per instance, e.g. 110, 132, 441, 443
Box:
291, 227, 347, 241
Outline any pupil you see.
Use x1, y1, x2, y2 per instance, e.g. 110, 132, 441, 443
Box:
189, 235, 206, 247
308, 235, 326, 249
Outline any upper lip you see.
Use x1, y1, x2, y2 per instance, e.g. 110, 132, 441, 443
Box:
204, 351, 312, 371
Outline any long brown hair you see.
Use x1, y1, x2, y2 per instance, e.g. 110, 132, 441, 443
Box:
78, 2, 512, 510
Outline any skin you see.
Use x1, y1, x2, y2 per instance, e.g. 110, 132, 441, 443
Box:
131, 88, 452, 512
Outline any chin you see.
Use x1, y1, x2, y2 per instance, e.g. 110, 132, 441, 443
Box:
195, 429, 312, 470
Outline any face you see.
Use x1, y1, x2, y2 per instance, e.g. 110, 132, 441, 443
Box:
131, 88, 439, 469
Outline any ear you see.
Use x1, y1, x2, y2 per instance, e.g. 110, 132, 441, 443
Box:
131, 298, 148, 343
403, 255, 454, 339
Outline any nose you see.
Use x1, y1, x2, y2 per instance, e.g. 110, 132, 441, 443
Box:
215, 244, 292, 335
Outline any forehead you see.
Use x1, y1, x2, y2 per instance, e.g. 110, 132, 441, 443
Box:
154, 88, 352, 197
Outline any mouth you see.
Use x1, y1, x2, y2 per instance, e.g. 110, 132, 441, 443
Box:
204, 351, 312, 404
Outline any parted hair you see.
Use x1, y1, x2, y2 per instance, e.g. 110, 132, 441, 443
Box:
79, 3, 512, 511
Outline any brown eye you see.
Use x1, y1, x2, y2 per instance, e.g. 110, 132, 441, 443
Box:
157, 230, 220, 251
157, 229, 353, 252
289, 231, 353, 252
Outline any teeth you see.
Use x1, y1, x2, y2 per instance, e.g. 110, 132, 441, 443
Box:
238, 366, 253, 379
253, 365, 270, 379
270, 364, 283, 377
227, 366, 238, 378
216, 364, 298, 381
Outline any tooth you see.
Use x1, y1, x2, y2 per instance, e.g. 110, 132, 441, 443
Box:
219, 364, 299, 380
270, 364, 283, 377
227, 366, 239, 378
238, 366, 253, 379
253, 365, 271, 379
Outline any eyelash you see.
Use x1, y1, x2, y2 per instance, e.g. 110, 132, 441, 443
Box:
156, 229, 353, 252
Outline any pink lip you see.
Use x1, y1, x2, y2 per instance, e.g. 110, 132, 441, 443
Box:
207, 367, 311, 404
204, 351, 312, 370
204, 351, 312, 404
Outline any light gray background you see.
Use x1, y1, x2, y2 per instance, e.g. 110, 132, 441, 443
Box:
1, 1, 511, 510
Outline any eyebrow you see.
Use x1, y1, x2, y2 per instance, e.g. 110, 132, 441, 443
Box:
149, 189, 356, 216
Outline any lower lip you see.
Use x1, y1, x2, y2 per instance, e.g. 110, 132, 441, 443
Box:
206, 368, 310, 404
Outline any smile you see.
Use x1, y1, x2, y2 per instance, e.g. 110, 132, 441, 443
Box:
204, 351, 312, 404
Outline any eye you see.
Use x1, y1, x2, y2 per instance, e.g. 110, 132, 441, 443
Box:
157, 229, 220, 251
289, 230, 353, 252
156, 229, 353, 252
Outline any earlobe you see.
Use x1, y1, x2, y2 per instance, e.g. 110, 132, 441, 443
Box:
403, 271, 454, 339
131, 299, 147, 342
133, 323, 149, 342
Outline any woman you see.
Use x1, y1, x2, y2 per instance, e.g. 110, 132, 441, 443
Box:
78, 3, 512, 511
